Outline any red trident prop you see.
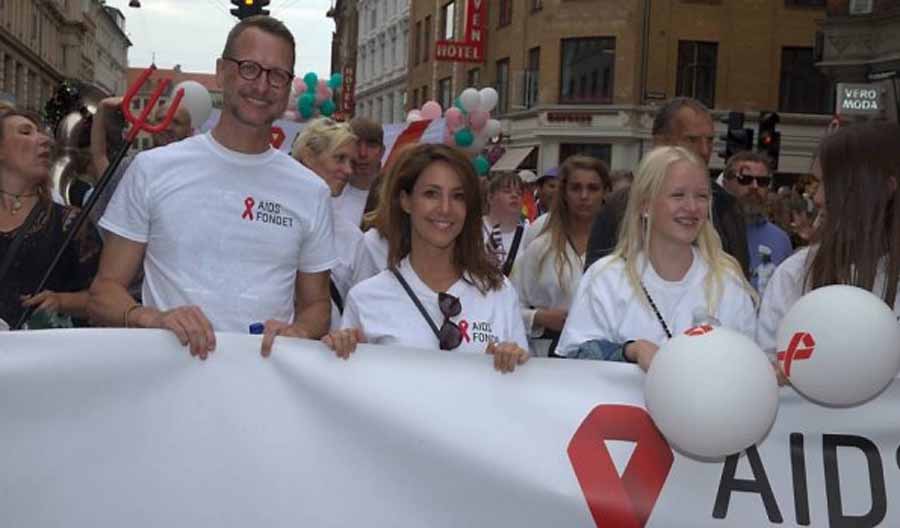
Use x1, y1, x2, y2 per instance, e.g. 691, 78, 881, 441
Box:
13, 66, 185, 330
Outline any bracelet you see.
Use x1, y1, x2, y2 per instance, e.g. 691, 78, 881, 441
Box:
622, 340, 637, 363
123, 304, 142, 328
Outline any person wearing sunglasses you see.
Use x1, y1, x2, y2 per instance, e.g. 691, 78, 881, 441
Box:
89, 16, 337, 359
323, 144, 530, 373
721, 151, 793, 293
556, 146, 756, 371
757, 123, 900, 353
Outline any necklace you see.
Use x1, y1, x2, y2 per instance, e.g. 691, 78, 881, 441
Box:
0, 189, 38, 215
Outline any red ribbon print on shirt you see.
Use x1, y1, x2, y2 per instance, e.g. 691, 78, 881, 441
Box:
776, 331, 815, 377
458, 320, 470, 343
242, 196, 255, 220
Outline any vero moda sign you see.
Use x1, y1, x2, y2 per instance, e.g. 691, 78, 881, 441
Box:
2, 331, 900, 527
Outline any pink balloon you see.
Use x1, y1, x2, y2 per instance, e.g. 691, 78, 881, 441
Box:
469, 110, 489, 132
293, 78, 307, 94
421, 100, 443, 121
315, 86, 332, 105
444, 107, 465, 132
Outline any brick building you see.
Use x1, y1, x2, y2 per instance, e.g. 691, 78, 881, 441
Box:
408, 0, 833, 176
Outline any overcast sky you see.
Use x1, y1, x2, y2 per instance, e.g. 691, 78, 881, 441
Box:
105, 0, 335, 75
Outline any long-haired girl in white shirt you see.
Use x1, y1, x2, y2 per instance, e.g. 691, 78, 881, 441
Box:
324, 144, 530, 373
511, 155, 611, 357
557, 146, 756, 370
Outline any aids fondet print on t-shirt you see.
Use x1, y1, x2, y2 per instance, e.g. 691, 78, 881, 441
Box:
240, 196, 295, 228
458, 317, 499, 345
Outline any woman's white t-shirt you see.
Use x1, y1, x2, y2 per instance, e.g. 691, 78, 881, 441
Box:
757, 246, 900, 353
556, 248, 756, 357
511, 232, 585, 356
330, 206, 378, 330
341, 257, 529, 354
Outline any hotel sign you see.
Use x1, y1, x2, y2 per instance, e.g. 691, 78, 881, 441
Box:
435, 0, 486, 64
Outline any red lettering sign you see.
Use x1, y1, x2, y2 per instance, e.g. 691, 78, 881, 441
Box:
434, 0, 487, 64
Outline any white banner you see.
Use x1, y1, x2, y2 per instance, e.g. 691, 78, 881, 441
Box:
2, 330, 899, 527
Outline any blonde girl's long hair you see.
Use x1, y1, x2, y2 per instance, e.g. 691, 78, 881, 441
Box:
537, 155, 610, 293
611, 146, 755, 314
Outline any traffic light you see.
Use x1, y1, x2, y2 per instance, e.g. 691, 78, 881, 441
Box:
719, 111, 754, 162
757, 112, 781, 171
230, 0, 270, 20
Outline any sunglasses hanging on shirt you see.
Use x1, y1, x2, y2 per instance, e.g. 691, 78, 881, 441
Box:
391, 269, 463, 351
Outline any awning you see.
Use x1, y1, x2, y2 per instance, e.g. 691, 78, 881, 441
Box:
490, 146, 535, 172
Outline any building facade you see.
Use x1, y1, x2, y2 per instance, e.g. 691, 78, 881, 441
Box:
408, 0, 832, 176
355, 0, 410, 124
327, 0, 360, 119
0, 0, 129, 112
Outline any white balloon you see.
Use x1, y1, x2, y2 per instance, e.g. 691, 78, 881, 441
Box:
172, 80, 212, 130
645, 326, 779, 459
776, 285, 900, 406
406, 110, 423, 123
478, 87, 498, 112
459, 88, 481, 113
483, 119, 501, 139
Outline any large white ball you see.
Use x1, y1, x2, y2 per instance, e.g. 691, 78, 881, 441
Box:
645, 326, 779, 459
459, 88, 481, 113
776, 285, 900, 406
172, 80, 212, 130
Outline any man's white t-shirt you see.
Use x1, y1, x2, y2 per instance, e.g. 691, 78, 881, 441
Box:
353, 228, 389, 284
331, 207, 378, 330
757, 247, 900, 353
341, 257, 529, 354
332, 184, 368, 227
100, 132, 338, 332
556, 248, 756, 357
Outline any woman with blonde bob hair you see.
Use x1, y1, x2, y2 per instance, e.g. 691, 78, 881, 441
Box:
291, 117, 375, 328
323, 143, 530, 373
556, 146, 756, 370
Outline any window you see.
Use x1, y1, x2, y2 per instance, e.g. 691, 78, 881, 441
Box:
531, 0, 543, 11
526, 47, 540, 108
496, 58, 510, 114
438, 77, 453, 110
676, 40, 718, 108
559, 144, 611, 166
467, 68, 481, 88
414, 21, 421, 65
560, 37, 615, 104
779, 47, 833, 114
440, 2, 455, 40
424, 15, 431, 62
422, 84, 429, 103
412, 88, 419, 110
499, 0, 512, 27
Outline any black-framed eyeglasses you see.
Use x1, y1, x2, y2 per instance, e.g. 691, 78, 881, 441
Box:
437, 292, 463, 351
736, 171, 772, 188
222, 57, 294, 88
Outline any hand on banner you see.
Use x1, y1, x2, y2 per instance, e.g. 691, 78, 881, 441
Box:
624, 339, 659, 372
21, 290, 63, 314
260, 320, 309, 358
322, 328, 367, 359
141, 305, 216, 360
487, 341, 529, 374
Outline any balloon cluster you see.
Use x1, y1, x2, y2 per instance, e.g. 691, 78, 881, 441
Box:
405, 87, 502, 176
285, 72, 342, 122
173, 80, 213, 130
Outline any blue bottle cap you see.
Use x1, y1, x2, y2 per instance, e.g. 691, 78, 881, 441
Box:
249, 322, 265, 335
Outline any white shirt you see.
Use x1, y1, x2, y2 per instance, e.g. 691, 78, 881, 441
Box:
482, 217, 528, 268
342, 257, 529, 354
757, 246, 900, 353
557, 248, 756, 357
100, 132, 337, 332
522, 213, 550, 249
330, 206, 378, 330
511, 232, 585, 356
332, 184, 369, 227
352, 228, 389, 285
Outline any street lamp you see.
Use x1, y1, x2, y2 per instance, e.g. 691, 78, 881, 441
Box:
128, 0, 141, 7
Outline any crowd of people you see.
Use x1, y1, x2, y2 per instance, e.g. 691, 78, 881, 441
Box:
2, 15, 898, 379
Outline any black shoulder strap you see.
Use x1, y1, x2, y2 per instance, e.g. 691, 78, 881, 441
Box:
390, 268, 441, 340
329, 279, 344, 314
0, 202, 44, 286
501, 224, 525, 277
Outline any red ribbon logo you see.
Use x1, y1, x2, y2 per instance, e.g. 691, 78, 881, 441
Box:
568, 405, 674, 528
458, 320, 470, 343
242, 196, 255, 220
270, 126, 286, 149
684, 324, 713, 336
776, 331, 815, 377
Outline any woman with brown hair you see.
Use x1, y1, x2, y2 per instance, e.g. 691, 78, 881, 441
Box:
0, 110, 101, 329
323, 143, 529, 373
511, 155, 611, 357
757, 122, 900, 351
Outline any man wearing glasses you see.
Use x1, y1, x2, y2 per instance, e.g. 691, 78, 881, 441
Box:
89, 16, 337, 358
722, 151, 792, 293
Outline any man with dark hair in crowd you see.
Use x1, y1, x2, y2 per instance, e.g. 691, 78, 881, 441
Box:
334, 116, 384, 226
722, 150, 792, 292
584, 97, 750, 278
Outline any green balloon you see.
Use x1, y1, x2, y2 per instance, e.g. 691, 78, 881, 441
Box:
455, 128, 474, 148
320, 99, 336, 117
473, 155, 490, 176
299, 105, 315, 119
328, 73, 343, 90
297, 93, 315, 112
304, 72, 319, 92
453, 96, 467, 115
